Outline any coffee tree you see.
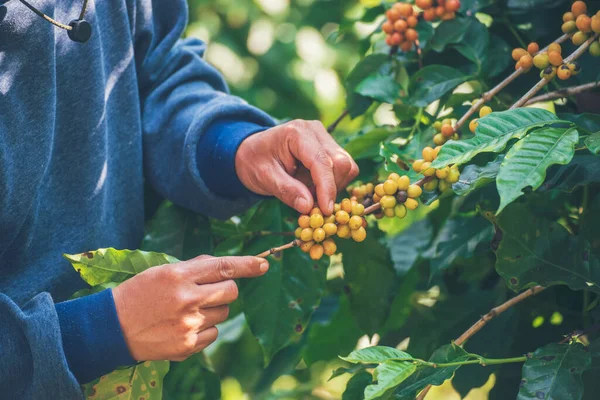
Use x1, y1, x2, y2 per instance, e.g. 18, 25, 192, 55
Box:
68, 0, 600, 399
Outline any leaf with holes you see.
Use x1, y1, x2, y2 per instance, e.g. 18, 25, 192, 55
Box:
238, 200, 328, 364
432, 109, 563, 169
517, 343, 591, 400
495, 203, 600, 293
83, 361, 169, 400
496, 127, 578, 214
407, 66, 470, 107
64, 249, 178, 286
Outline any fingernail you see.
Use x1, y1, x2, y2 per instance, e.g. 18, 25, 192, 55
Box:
328, 200, 334, 214
295, 197, 310, 212
260, 262, 269, 273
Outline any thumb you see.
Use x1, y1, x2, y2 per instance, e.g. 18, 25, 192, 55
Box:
267, 167, 314, 214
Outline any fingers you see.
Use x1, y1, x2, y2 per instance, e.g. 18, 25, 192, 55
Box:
198, 305, 230, 331
195, 279, 240, 308
314, 126, 360, 190
268, 167, 315, 214
185, 256, 269, 284
191, 326, 219, 354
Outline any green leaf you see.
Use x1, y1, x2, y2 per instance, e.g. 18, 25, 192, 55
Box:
432, 109, 562, 168
427, 215, 494, 276
482, 34, 512, 78
393, 344, 471, 399
164, 354, 220, 400
355, 74, 401, 104
141, 201, 212, 260
389, 219, 433, 276
238, 200, 328, 363
454, 18, 489, 67
338, 230, 397, 334
496, 127, 578, 214
345, 126, 398, 159
429, 19, 470, 53
343, 371, 374, 400
495, 203, 600, 293
346, 54, 392, 117
541, 155, 600, 192
460, 0, 494, 13
517, 343, 591, 400
365, 361, 417, 400
84, 361, 169, 400
341, 346, 413, 364
64, 248, 178, 286
408, 66, 470, 107
453, 155, 503, 196
585, 131, 600, 155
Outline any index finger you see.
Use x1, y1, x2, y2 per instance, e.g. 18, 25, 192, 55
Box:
186, 256, 269, 284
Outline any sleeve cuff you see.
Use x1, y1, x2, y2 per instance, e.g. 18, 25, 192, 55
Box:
55, 289, 136, 384
197, 119, 271, 199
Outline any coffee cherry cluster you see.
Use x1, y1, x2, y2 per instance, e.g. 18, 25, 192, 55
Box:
513, 41, 582, 81
468, 106, 492, 134
561, 1, 600, 57
346, 182, 375, 204
295, 200, 367, 261
373, 173, 420, 218
383, 1, 460, 51
432, 119, 459, 145
412, 146, 460, 192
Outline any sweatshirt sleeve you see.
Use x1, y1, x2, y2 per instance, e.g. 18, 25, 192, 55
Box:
133, 0, 276, 220
0, 293, 83, 398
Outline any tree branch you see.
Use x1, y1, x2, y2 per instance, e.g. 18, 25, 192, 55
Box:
453, 33, 571, 132
416, 285, 546, 400
511, 34, 599, 109
524, 81, 600, 105
327, 109, 349, 133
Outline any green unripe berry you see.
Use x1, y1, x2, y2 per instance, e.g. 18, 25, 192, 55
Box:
590, 41, 600, 56
572, 31, 589, 46
533, 53, 550, 70
423, 178, 439, 192
394, 204, 407, 219
439, 180, 452, 192
446, 168, 461, 184
407, 184, 423, 198
433, 133, 446, 146
562, 21, 577, 33
433, 121, 443, 132
380, 195, 397, 209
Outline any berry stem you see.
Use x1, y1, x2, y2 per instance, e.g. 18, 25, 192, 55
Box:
255, 239, 300, 258
415, 40, 424, 70
453, 33, 571, 132
524, 81, 600, 106
327, 109, 349, 133
511, 33, 600, 109
416, 285, 546, 400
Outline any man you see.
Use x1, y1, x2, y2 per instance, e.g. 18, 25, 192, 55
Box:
0, 0, 358, 398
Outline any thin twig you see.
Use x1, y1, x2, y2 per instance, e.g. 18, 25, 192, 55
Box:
255, 240, 300, 258
525, 81, 600, 105
416, 285, 546, 400
327, 109, 349, 133
453, 34, 570, 132
511, 34, 599, 109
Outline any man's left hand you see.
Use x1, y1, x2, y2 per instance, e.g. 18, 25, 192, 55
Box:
235, 120, 359, 215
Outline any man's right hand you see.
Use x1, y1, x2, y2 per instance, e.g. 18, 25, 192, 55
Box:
112, 255, 269, 362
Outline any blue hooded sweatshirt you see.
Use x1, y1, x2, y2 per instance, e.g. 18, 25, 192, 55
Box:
0, 0, 274, 397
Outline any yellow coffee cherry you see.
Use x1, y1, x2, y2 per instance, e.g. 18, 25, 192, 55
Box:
380, 195, 397, 209
298, 215, 310, 229
372, 194, 381, 203
384, 208, 395, 218
300, 228, 314, 242
300, 240, 314, 253
433, 121, 443, 131
323, 223, 337, 237
309, 207, 322, 216
436, 166, 449, 179
349, 215, 363, 230
422, 146, 436, 162
397, 175, 411, 190
337, 224, 351, 238
405, 198, 419, 210
479, 106, 492, 118
295, 227, 303, 239
422, 165, 436, 177
322, 239, 337, 256
423, 178, 439, 192
447, 168, 460, 184
439, 179, 452, 192
433, 146, 442, 158
324, 214, 336, 224
352, 203, 365, 216
366, 183, 374, 194
333, 203, 341, 213
434, 133, 446, 146
309, 213, 324, 229
394, 204, 407, 218
421, 161, 432, 172
383, 179, 398, 195
351, 227, 367, 242
388, 172, 400, 181
407, 184, 423, 198
374, 184, 386, 198
310, 244, 324, 260
341, 199, 353, 213
335, 210, 350, 224
313, 228, 326, 243
413, 159, 425, 173
469, 119, 479, 133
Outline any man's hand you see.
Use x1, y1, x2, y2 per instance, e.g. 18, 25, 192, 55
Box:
112, 255, 268, 362
236, 120, 359, 215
